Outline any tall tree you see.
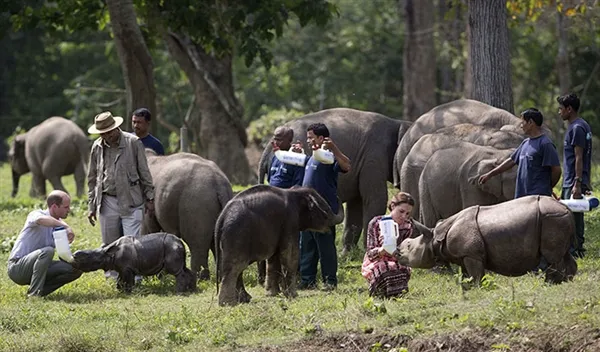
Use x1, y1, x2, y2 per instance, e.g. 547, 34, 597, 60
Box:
105, 0, 157, 133
556, 9, 572, 94
437, 0, 467, 103
467, 0, 513, 113
402, 0, 437, 120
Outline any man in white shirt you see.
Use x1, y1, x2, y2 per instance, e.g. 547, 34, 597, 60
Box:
7, 190, 82, 297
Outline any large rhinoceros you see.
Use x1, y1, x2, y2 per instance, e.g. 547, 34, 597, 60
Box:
72, 232, 196, 293
396, 195, 577, 284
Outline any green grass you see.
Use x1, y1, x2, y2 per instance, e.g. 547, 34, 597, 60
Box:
0, 163, 600, 351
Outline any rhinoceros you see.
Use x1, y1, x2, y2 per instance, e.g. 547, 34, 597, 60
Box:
396, 195, 577, 284
72, 232, 196, 293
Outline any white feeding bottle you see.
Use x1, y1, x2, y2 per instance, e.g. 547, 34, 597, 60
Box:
52, 226, 74, 263
559, 195, 600, 212
379, 216, 399, 255
274, 149, 307, 167
313, 145, 334, 164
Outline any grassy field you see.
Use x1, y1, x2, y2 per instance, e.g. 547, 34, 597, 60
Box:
1, 163, 600, 351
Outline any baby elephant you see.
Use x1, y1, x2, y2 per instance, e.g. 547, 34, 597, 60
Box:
72, 232, 196, 293
397, 195, 577, 285
215, 185, 335, 306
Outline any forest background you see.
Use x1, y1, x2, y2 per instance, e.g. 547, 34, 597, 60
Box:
0, 0, 599, 184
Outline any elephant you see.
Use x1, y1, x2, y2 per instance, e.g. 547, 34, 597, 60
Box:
72, 232, 196, 293
257, 108, 412, 252
400, 125, 524, 218
215, 185, 335, 306
393, 99, 522, 188
143, 152, 233, 280
418, 143, 516, 227
396, 195, 577, 285
9, 116, 90, 198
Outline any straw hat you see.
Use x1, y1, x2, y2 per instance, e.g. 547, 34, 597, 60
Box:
87, 111, 123, 134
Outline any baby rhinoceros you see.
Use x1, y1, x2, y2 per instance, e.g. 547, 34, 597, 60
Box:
72, 232, 196, 293
397, 195, 577, 285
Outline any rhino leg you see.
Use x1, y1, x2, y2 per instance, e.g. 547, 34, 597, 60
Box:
545, 251, 577, 284
462, 257, 485, 286
257, 261, 266, 287
116, 268, 135, 293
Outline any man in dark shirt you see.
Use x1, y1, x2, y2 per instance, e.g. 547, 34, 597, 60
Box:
132, 108, 165, 155
557, 93, 593, 258
479, 108, 561, 198
298, 123, 350, 291
268, 126, 305, 188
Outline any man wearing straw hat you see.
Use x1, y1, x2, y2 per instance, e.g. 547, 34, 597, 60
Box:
87, 111, 155, 280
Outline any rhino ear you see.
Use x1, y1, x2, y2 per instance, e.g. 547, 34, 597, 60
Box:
102, 241, 120, 256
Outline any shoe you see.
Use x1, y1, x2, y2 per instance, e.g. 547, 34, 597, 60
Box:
135, 275, 143, 285
298, 282, 317, 290
322, 283, 337, 292
105, 270, 119, 280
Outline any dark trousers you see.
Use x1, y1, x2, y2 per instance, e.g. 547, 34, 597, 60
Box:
299, 226, 338, 286
562, 185, 590, 258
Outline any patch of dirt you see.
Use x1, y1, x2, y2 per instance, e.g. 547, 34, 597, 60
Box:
241, 326, 600, 352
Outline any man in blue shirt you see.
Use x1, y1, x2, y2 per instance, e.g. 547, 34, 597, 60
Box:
268, 126, 305, 188
132, 108, 165, 155
558, 93, 593, 258
479, 108, 561, 198
299, 123, 351, 291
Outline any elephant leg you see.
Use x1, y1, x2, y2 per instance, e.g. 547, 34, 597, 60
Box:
48, 176, 67, 194
183, 221, 212, 280
73, 161, 86, 198
279, 237, 299, 299
341, 198, 363, 255
218, 262, 245, 306
358, 172, 388, 250
462, 257, 485, 287
236, 273, 251, 303
265, 254, 281, 297
257, 260, 267, 287
30, 173, 46, 198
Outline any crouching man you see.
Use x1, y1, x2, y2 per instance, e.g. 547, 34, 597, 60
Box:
7, 190, 82, 297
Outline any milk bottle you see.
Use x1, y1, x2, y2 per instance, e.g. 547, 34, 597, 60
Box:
274, 150, 307, 167
52, 226, 74, 263
379, 216, 399, 255
313, 146, 334, 164
559, 195, 600, 212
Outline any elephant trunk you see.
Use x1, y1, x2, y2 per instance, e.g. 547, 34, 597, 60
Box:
257, 143, 273, 184
11, 169, 20, 198
331, 198, 345, 225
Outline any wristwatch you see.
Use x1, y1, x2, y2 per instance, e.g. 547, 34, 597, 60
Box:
575, 177, 583, 183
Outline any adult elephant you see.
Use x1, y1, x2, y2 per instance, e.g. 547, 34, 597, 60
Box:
143, 152, 233, 279
418, 143, 516, 227
393, 99, 522, 188
9, 117, 89, 198
400, 124, 524, 218
257, 108, 412, 252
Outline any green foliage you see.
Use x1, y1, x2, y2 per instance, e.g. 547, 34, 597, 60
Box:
246, 107, 305, 145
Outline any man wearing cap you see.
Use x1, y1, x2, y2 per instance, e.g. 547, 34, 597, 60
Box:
87, 111, 155, 279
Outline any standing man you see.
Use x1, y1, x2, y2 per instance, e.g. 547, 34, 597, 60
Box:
87, 111, 155, 278
557, 93, 593, 258
257, 126, 306, 285
132, 108, 165, 155
299, 123, 351, 291
479, 108, 561, 198
7, 190, 82, 297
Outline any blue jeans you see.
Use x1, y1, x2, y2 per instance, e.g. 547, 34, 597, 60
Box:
562, 186, 589, 258
299, 226, 338, 286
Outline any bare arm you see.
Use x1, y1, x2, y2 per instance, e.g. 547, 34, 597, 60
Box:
323, 138, 351, 172
572, 146, 584, 198
550, 165, 562, 189
479, 158, 515, 184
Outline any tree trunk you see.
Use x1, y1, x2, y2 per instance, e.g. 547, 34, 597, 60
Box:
105, 0, 157, 134
402, 0, 437, 121
164, 32, 252, 185
467, 0, 513, 113
438, 0, 466, 103
556, 10, 572, 95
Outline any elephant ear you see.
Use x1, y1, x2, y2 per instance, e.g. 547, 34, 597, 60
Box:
467, 158, 503, 199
